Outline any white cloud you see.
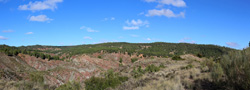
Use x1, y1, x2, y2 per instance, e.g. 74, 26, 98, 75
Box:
80, 26, 99, 32
138, 12, 144, 15
84, 36, 92, 40
179, 37, 196, 44
123, 26, 139, 30
111, 17, 115, 20
26, 32, 34, 34
226, 42, 239, 47
0, 36, 8, 40
190, 41, 196, 44
18, 0, 63, 11
103, 17, 115, 21
29, 15, 53, 22
123, 19, 149, 30
156, 4, 164, 8
145, 0, 156, 2
144, 0, 186, 7
2, 30, 14, 33
126, 19, 149, 26
146, 38, 152, 41
130, 34, 139, 37
146, 9, 185, 18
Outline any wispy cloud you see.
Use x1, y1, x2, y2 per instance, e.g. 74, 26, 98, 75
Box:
2, 30, 14, 33
179, 37, 190, 42
0, 0, 9, 3
126, 19, 149, 26
146, 9, 185, 18
123, 26, 139, 30
29, 15, 53, 22
146, 38, 152, 41
80, 26, 99, 32
138, 12, 144, 15
18, 0, 63, 11
123, 19, 149, 30
130, 34, 139, 37
226, 42, 239, 47
103, 17, 115, 21
144, 0, 186, 7
143, 0, 186, 19
0, 36, 8, 40
26, 32, 34, 34
84, 36, 92, 40
179, 37, 196, 44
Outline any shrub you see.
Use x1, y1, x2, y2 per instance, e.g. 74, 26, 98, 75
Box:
131, 58, 138, 63
218, 49, 250, 90
56, 81, 80, 90
145, 64, 160, 73
131, 66, 144, 78
98, 55, 102, 59
172, 55, 184, 60
181, 64, 194, 70
119, 58, 123, 63
197, 53, 203, 58
29, 72, 44, 84
211, 63, 224, 82
159, 64, 165, 68
84, 69, 128, 90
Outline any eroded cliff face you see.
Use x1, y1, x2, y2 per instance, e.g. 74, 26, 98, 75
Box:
0, 52, 139, 87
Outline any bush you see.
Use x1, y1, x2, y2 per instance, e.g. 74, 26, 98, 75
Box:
56, 81, 80, 90
172, 55, 184, 60
197, 53, 203, 58
131, 58, 138, 63
29, 72, 44, 84
218, 49, 250, 90
181, 64, 194, 70
131, 66, 144, 78
98, 55, 102, 59
145, 64, 160, 73
84, 70, 128, 90
211, 63, 224, 82
159, 64, 165, 68
119, 58, 123, 63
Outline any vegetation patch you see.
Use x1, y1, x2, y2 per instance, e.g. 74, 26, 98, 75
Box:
145, 64, 160, 73
84, 70, 128, 90
181, 64, 194, 70
131, 64, 162, 78
0, 45, 62, 61
172, 55, 184, 60
56, 81, 80, 90
29, 72, 45, 84
210, 48, 250, 90
131, 58, 138, 63
98, 55, 102, 59
131, 66, 144, 78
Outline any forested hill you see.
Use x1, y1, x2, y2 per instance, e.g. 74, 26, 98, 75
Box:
14, 42, 236, 58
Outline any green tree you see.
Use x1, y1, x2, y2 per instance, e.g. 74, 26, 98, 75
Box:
13, 50, 19, 56
249, 41, 250, 47
40, 53, 45, 59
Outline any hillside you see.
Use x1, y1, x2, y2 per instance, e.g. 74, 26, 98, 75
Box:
19, 42, 235, 59
1, 42, 247, 90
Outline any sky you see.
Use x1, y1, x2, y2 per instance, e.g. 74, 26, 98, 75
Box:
0, 0, 250, 49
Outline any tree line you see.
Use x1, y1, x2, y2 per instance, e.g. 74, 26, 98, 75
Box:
50, 42, 235, 58
0, 45, 61, 61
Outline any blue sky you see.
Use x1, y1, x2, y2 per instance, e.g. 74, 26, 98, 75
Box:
0, 0, 249, 49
